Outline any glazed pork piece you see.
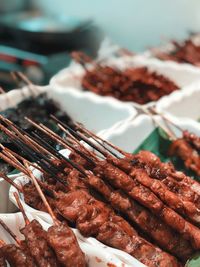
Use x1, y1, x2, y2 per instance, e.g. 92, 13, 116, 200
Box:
47, 222, 86, 267
0, 243, 36, 267
129, 167, 200, 225
22, 182, 181, 267
0, 216, 86, 267
2, 114, 200, 266
169, 139, 200, 175
110, 150, 200, 207
21, 219, 58, 267
27, 171, 192, 260
85, 172, 193, 260
96, 161, 200, 250
54, 189, 181, 267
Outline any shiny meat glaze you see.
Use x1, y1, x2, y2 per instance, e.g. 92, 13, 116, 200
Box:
1, 244, 36, 267
98, 161, 200, 249
54, 189, 180, 267
97, 221, 181, 267
47, 222, 86, 267
112, 151, 200, 210
86, 173, 193, 260
130, 168, 200, 225
21, 220, 58, 267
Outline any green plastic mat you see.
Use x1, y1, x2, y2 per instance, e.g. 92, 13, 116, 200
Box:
134, 127, 198, 180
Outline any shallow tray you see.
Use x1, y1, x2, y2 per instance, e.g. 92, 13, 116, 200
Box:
50, 55, 200, 107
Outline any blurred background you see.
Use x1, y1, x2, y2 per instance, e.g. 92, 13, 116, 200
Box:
32, 0, 200, 51
1, 0, 200, 88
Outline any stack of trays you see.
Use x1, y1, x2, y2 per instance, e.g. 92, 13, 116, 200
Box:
2, 39, 200, 266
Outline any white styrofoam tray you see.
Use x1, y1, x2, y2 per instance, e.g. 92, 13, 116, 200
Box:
0, 85, 136, 134
156, 81, 200, 121
50, 55, 200, 107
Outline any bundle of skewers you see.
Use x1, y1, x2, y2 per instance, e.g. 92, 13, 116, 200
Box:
70, 51, 179, 104
0, 73, 75, 174
0, 189, 138, 267
1, 114, 200, 266
0, 183, 86, 267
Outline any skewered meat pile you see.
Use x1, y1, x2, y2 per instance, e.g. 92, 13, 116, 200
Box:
72, 51, 179, 104
0, 193, 86, 267
0, 220, 86, 267
18, 181, 180, 267
0, 94, 74, 173
2, 116, 200, 266
154, 39, 200, 66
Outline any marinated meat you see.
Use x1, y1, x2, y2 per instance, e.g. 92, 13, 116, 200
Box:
21, 219, 58, 267
86, 173, 193, 260
168, 139, 200, 176
98, 161, 200, 249
54, 189, 181, 267
97, 222, 181, 267
81, 63, 178, 104
1, 244, 36, 267
47, 222, 86, 267
156, 40, 200, 66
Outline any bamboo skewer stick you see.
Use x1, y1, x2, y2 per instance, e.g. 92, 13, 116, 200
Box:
56, 122, 99, 162
0, 145, 44, 174
0, 152, 28, 175
0, 219, 21, 246
149, 107, 183, 133
0, 172, 22, 192
74, 122, 121, 158
25, 116, 95, 164
51, 115, 109, 157
144, 108, 177, 141
24, 118, 89, 175
24, 161, 58, 225
0, 117, 57, 160
14, 71, 37, 96
13, 192, 30, 226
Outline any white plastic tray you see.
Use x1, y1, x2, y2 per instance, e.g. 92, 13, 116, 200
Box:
50, 55, 200, 107
157, 81, 200, 121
